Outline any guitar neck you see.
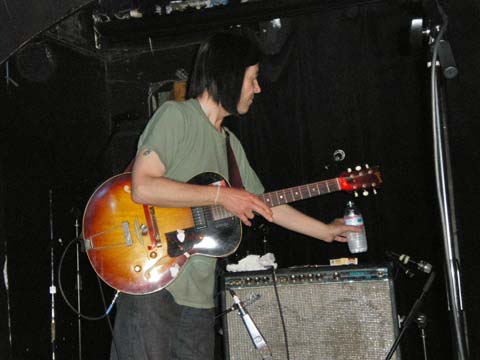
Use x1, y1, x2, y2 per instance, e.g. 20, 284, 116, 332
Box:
209, 178, 341, 221
259, 178, 341, 208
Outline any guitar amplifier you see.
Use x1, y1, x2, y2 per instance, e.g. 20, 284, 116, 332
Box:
221, 264, 400, 360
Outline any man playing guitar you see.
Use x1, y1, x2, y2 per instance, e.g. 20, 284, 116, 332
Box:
109, 30, 358, 360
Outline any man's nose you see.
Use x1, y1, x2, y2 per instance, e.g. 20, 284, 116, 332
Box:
254, 81, 261, 93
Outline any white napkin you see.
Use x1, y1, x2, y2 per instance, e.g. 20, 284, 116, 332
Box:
226, 252, 278, 272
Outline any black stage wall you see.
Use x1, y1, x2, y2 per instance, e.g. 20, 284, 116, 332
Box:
0, 0, 93, 64
1, 0, 479, 358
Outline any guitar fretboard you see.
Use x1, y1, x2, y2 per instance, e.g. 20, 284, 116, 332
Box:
205, 177, 341, 221
260, 178, 341, 208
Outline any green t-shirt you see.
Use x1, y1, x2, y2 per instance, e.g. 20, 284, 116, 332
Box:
137, 98, 264, 308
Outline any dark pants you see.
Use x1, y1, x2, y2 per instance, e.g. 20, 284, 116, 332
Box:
110, 290, 215, 360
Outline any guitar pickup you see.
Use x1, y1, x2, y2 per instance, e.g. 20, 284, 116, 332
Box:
192, 207, 208, 229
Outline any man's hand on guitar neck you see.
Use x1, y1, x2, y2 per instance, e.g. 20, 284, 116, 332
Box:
216, 186, 273, 227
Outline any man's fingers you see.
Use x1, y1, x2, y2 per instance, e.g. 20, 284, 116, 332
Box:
345, 225, 361, 233
240, 215, 252, 227
251, 202, 273, 222
221, 188, 273, 224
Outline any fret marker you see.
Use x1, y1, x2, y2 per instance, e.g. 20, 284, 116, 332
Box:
266, 199, 270, 202
280, 195, 284, 199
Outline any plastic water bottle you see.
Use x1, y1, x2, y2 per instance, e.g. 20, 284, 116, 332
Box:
344, 201, 368, 253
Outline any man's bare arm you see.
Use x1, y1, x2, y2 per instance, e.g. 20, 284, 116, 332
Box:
271, 204, 359, 243
131, 148, 273, 226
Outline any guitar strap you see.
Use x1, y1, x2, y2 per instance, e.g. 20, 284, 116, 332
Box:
215, 129, 244, 277
224, 130, 244, 189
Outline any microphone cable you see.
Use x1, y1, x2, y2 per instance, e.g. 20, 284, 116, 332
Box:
58, 236, 124, 359
270, 266, 290, 360
57, 235, 119, 321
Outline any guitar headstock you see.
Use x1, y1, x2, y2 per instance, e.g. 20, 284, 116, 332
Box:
338, 165, 382, 196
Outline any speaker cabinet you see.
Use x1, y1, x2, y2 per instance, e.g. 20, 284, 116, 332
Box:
221, 265, 400, 360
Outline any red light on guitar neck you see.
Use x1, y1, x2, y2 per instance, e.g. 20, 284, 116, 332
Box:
339, 177, 356, 192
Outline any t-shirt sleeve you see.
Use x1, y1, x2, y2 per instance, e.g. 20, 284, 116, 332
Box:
137, 101, 187, 171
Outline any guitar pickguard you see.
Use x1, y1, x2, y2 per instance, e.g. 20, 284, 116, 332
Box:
165, 215, 240, 258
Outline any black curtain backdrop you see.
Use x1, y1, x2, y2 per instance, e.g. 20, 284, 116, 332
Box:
227, 5, 446, 358
1, 0, 479, 358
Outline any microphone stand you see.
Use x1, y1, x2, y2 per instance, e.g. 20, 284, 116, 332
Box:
385, 271, 436, 360
74, 215, 82, 360
428, 3, 468, 358
48, 190, 57, 360
415, 313, 429, 360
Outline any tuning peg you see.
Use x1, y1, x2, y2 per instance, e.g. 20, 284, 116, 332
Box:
347, 168, 352, 173
363, 190, 369, 196
354, 191, 359, 197
355, 165, 362, 171
373, 188, 377, 195
365, 164, 370, 169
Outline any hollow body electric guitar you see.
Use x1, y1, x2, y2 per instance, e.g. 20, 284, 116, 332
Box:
82, 167, 382, 294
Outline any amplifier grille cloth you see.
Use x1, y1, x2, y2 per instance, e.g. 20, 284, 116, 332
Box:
224, 279, 399, 360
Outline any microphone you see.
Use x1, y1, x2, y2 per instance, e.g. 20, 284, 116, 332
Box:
386, 251, 433, 274
229, 289, 272, 359
223, 293, 261, 315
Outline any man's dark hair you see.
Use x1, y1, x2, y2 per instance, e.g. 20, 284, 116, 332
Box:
188, 31, 261, 115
